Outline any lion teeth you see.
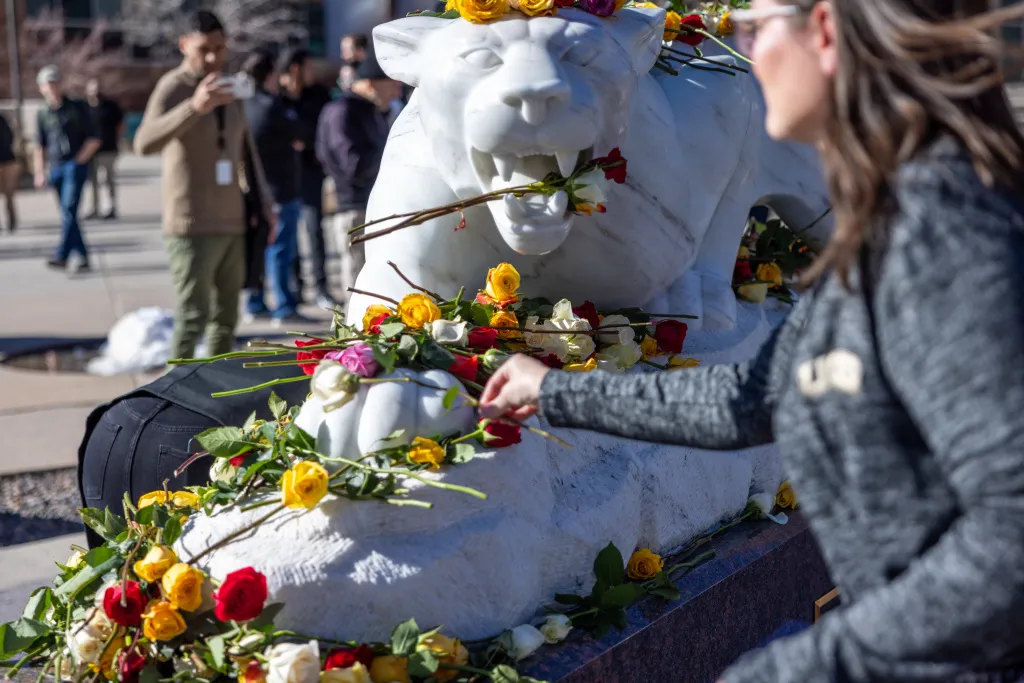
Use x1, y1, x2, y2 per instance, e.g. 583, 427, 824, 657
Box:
547, 190, 568, 217
493, 154, 518, 183
555, 151, 577, 178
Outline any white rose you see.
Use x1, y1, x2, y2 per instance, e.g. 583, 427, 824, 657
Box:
574, 169, 609, 207
319, 663, 371, 683
594, 356, 623, 373
747, 492, 788, 525
565, 333, 596, 361
598, 340, 643, 370
65, 550, 85, 569
266, 641, 321, 683
550, 299, 578, 326
510, 624, 546, 661
311, 360, 360, 413
538, 614, 572, 644
525, 316, 571, 361
429, 318, 469, 346
67, 623, 106, 665
597, 315, 634, 346
209, 457, 238, 484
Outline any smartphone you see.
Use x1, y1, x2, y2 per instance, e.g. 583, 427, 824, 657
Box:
216, 73, 255, 100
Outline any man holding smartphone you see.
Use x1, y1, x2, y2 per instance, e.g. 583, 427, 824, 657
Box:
134, 10, 272, 361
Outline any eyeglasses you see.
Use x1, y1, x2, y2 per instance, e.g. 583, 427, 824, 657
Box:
731, 5, 805, 57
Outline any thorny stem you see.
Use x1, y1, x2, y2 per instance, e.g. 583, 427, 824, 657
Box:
210, 376, 308, 398
305, 451, 488, 500
347, 184, 535, 235
387, 260, 445, 302
187, 505, 285, 564
347, 288, 401, 306
168, 349, 290, 365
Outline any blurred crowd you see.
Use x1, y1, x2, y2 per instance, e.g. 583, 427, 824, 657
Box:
14, 9, 404, 362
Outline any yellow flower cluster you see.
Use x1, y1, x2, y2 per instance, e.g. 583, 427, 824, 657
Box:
490, 310, 520, 339
447, 0, 557, 23
408, 437, 446, 470
398, 293, 441, 330
626, 548, 664, 580
282, 461, 331, 510
138, 490, 200, 510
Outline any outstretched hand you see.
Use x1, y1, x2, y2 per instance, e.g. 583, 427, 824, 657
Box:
479, 354, 551, 422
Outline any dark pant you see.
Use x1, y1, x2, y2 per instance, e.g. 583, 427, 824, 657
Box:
50, 160, 90, 263
295, 175, 327, 294
266, 199, 302, 318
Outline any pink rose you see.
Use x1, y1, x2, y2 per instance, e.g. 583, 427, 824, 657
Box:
326, 343, 380, 378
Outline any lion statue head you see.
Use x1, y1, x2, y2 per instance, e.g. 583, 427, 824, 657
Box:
374, 7, 665, 255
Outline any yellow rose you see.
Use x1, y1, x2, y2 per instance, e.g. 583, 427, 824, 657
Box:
737, 245, 751, 260
321, 664, 371, 683
458, 0, 509, 23
640, 336, 658, 360
634, 1, 659, 6
417, 634, 469, 683
626, 548, 664, 580
362, 304, 393, 332
137, 490, 200, 510
397, 293, 441, 330
776, 481, 798, 510
161, 563, 204, 612
737, 282, 769, 304
563, 357, 598, 373
483, 262, 520, 305
133, 545, 178, 583
615, 0, 627, 9
511, 0, 555, 16
408, 437, 445, 471
142, 601, 187, 642
664, 10, 682, 42
91, 637, 122, 680
369, 656, 410, 683
717, 11, 733, 36
489, 310, 520, 340
445, 0, 459, 10
281, 461, 330, 510
756, 262, 784, 288
669, 356, 701, 369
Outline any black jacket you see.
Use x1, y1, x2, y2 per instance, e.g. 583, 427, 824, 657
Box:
292, 84, 332, 181
0, 114, 14, 164
315, 93, 389, 211
243, 89, 302, 204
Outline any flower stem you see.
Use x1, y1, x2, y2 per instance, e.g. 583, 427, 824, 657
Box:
696, 28, 755, 65
664, 549, 716, 576
211, 376, 308, 398
387, 260, 445, 302
383, 498, 433, 509
437, 663, 497, 679
272, 631, 358, 647
316, 453, 488, 500
243, 359, 318, 368
188, 505, 285, 564
168, 349, 290, 365
347, 287, 401, 306
640, 359, 669, 370
240, 498, 279, 512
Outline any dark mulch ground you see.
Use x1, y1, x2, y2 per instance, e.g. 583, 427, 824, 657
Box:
0, 468, 83, 547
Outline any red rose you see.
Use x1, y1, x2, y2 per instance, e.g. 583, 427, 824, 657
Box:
118, 649, 147, 683
677, 14, 707, 46
295, 339, 327, 376
597, 148, 627, 184
655, 320, 688, 355
239, 660, 266, 683
468, 327, 499, 350
368, 313, 388, 334
229, 452, 249, 467
103, 581, 146, 627
733, 260, 754, 284
212, 567, 268, 622
572, 301, 601, 330
555, 0, 575, 5
324, 645, 374, 670
480, 420, 522, 448
539, 354, 565, 369
449, 355, 479, 383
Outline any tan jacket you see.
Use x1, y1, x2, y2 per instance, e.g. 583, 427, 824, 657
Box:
134, 63, 270, 236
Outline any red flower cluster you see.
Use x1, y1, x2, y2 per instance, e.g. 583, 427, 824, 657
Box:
480, 419, 522, 448
118, 649, 147, 683
229, 453, 249, 467
733, 260, 754, 284
212, 567, 268, 622
295, 338, 328, 376
539, 354, 565, 369
678, 14, 707, 46
367, 314, 389, 335
324, 644, 374, 670
572, 301, 601, 330
103, 581, 147, 627
655, 320, 688, 355
468, 327, 499, 350
449, 355, 479, 383
595, 148, 627, 185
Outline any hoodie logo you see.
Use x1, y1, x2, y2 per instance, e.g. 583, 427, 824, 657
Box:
796, 349, 864, 398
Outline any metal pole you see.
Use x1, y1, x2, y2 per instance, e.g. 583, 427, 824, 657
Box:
5, 0, 24, 132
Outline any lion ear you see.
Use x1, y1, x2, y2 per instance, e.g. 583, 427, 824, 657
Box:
609, 7, 666, 76
373, 16, 449, 88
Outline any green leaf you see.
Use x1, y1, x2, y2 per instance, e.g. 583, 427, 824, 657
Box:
396, 335, 420, 362
268, 392, 287, 420
285, 425, 316, 452
196, 426, 252, 459
54, 554, 123, 598
593, 542, 625, 588
610, 608, 628, 631
79, 508, 109, 539
470, 304, 494, 327
439, 8, 461, 18
648, 586, 682, 601
378, 322, 406, 339
407, 649, 439, 677
442, 385, 461, 411
389, 618, 420, 657
248, 603, 285, 630
419, 339, 455, 371
135, 504, 154, 526
600, 583, 645, 609
103, 508, 127, 540
243, 411, 258, 431
207, 634, 226, 670
449, 443, 476, 465
162, 515, 183, 546
553, 593, 584, 606
22, 588, 52, 622
382, 429, 406, 442
83, 546, 116, 568
138, 664, 161, 683
0, 618, 50, 658
373, 346, 399, 376
491, 665, 521, 683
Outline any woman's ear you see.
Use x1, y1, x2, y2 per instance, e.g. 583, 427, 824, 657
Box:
811, 2, 839, 78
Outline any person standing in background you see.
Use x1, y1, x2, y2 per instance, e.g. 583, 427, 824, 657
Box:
243, 49, 308, 327
84, 78, 124, 220
0, 112, 18, 234
34, 65, 101, 274
134, 11, 273, 360
316, 55, 401, 308
278, 47, 337, 312
339, 34, 368, 94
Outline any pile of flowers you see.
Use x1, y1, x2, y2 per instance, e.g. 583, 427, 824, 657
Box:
429, 0, 633, 23
732, 205, 821, 305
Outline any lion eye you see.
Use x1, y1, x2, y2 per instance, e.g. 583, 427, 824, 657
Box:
563, 44, 598, 67
460, 47, 503, 70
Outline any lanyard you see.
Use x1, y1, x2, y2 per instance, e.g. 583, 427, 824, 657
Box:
214, 106, 226, 154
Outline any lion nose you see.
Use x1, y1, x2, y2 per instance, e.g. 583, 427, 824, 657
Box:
500, 79, 570, 126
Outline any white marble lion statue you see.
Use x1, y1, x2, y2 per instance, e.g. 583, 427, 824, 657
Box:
178, 7, 829, 642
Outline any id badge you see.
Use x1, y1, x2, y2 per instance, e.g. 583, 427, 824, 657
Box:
216, 159, 233, 186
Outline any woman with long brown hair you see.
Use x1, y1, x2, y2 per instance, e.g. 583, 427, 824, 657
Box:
480, 0, 1024, 680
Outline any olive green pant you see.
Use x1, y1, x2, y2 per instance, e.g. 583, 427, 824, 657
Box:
165, 234, 245, 360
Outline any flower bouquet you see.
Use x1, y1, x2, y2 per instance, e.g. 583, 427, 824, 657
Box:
732, 205, 823, 304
